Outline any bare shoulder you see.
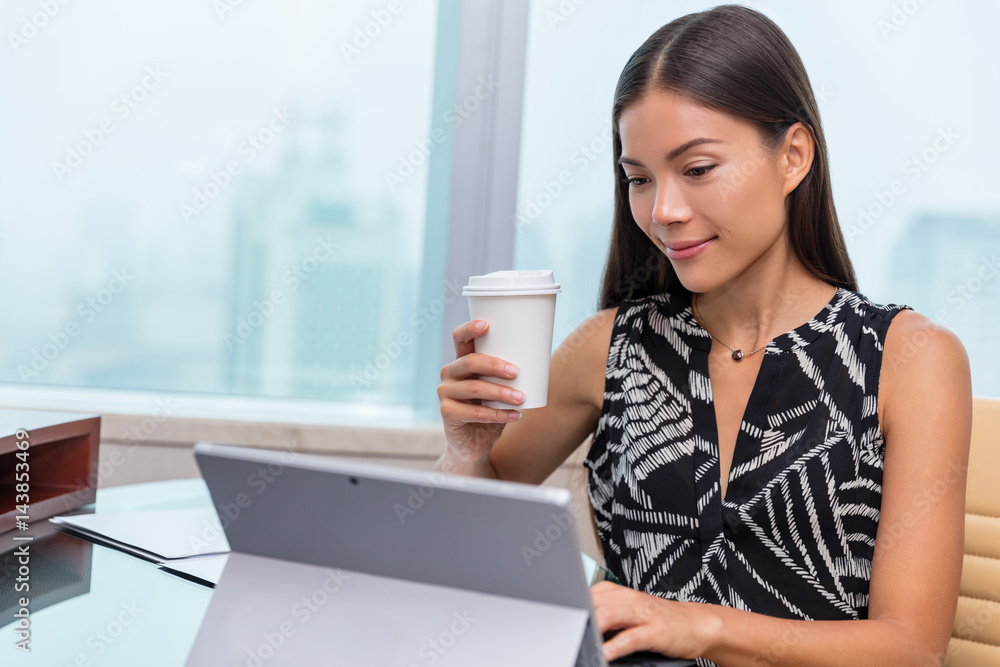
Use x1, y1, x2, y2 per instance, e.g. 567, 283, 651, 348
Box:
550, 306, 620, 413
881, 309, 969, 377
552, 306, 620, 362
880, 308, 972, 438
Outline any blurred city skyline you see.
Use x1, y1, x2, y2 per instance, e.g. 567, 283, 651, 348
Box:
0, 0, 996, 407
0, 0, 437, 406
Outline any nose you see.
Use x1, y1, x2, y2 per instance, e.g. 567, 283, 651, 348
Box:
650, 178, 691, 227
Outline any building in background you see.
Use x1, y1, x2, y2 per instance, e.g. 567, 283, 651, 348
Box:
227, 110, 417, 404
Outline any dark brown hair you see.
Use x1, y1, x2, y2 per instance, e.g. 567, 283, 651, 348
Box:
598, 4, 857, 310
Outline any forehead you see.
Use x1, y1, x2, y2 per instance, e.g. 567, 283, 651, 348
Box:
618, 89, 755, 151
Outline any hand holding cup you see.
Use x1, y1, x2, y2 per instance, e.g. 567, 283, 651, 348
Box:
436, 270, 560, 463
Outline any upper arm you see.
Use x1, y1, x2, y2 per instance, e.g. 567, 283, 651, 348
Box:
868, 309, 973, 656
489, 306, 619, 485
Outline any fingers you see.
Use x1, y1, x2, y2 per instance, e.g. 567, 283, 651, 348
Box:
443, 320, 519, 382
438, 379, 524, 424
590, 582, 646, 634
438, 320, 523, 426
443, 378, 525, 406
451, 319, 489, 360
440, 350, 519, 383
602, 628, 652, 663
590, 586, 655, 662
441, 398, 522, 425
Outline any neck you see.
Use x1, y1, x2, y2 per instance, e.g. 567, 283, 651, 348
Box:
693, 248, 837, 353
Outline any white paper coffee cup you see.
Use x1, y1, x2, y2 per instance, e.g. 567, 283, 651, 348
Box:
463, 270, 560, 410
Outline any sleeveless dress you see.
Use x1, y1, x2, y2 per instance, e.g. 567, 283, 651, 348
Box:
583, 287, 911, 667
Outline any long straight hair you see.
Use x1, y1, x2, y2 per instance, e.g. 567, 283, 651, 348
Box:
598, 5, 857, 310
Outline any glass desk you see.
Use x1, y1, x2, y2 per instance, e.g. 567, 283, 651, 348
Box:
1, 479, 216, 667
1, 478, 695, 667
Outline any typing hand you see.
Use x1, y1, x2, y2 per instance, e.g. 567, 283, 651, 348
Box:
590, 581, 714, 662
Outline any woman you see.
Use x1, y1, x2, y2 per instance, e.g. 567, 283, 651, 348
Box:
435, 5, 972, 665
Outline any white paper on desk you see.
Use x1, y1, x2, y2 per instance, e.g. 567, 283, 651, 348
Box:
50, 508, 230, 561
159, 553, 229, 586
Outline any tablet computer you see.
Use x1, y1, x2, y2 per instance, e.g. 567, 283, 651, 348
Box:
186, 442, 693, 667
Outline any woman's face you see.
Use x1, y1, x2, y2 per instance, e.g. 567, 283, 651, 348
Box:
617, 88, 811, 294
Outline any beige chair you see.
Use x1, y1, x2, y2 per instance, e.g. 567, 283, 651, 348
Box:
947, 397, 1000, 665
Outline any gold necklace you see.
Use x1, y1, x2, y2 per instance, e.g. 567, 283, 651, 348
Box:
691, 293, 770, 362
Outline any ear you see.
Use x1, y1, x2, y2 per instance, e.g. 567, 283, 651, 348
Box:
780, 122, 815, 197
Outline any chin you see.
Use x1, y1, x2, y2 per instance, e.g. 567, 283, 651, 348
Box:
669, 268, 713, 296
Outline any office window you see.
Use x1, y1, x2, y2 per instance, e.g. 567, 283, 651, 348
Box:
0, 1, 449, 408
514, 0, 1000, 396
3, 0, 994, 426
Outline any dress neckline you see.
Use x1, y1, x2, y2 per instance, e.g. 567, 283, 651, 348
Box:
678, 286, 848, 354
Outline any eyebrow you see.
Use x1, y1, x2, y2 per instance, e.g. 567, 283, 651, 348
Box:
618, 137, 725, 166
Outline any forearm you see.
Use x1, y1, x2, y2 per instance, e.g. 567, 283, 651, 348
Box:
696, 604, 943, 666
433, 447, 498, 479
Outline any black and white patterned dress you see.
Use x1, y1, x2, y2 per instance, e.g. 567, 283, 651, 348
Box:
583, 287, 910, 666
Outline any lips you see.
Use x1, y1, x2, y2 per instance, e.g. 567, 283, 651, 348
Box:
664, 237, 716, 260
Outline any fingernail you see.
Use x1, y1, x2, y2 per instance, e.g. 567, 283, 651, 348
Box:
505, 364, 518, 377
508, 411, 521, 421
511, 390, 525, 403
475, 321, 487, 332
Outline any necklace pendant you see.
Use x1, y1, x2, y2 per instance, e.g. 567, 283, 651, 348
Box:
731, 350, 744, 361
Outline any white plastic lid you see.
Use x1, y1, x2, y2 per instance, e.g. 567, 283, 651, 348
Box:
462, 270, 561, 296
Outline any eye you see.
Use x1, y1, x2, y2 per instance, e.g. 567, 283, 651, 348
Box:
625, 176, 649, 188
686, 165, 716, 178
